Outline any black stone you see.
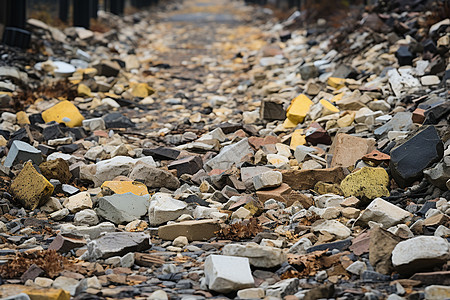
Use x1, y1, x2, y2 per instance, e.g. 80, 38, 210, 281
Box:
0, 130, 10, 140
142, 147, 180, 160
390, 126, 444, 188
184, 194, 209, 207
29, 114, 45, 125
306, 239, 352, 253
103, 113, 135, 128
423, 101, 450, 125
61, 127, 86, 140
50, 179, 63, 194
417, 200, 437, 216
57, 144, 79, 154
43, 123, 65, 141
168, 156, 203, 176
216, 122, 243, 134
37, 145, 56, 156
422, 39, 437, 54
361, 270, 391, 283
395, 46, 414, 66
261, 100, 285, 121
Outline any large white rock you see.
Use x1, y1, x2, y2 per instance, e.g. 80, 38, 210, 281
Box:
222, 242, 287, 268
148, 193, 188, 226
392, 236, 449, 273
356, 198, 411, 228
204, 255, 254, 293
253, 171, 282, 190
311, 219, 351, 239
424, 285, 450, 300
204, 138, 253, 171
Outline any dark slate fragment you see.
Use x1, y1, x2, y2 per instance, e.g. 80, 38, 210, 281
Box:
306, 239, 352, 253
143, 146, 180, 160
103, 113, 136, 129
395, 46, 414, 66
390, 126, 444, 188
168, 156, 203, 176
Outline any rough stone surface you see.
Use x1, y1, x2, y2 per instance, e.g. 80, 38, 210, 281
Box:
222, 243, 287, 268
356, 198, 411, 228
392, 236, 450, 274
158, 219, 220, 241
204, 255, 254, 293
96, 193, 150, 224
148, 193, 188, 226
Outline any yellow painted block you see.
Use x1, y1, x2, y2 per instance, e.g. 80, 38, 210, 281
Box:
290, 129, 306, 150
101, 181, 149, 196
10, 161, 54, 210
337, 113, 355, 128
340, 167, 390, 200
131, 83, 155, 98
26, 288, 71, 300
283, 118, 298, 129
286, 94, 313, 124
327, 77, 346, 89
77, 83, 92, 97
42, 100, 84, 128
16, 111, 30, 124
319, 99, 339, 116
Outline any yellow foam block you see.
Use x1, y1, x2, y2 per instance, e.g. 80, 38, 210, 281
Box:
101, 181, 149, 196
16, 111, 30, 125
42, 100, 84, 128
286, 94, 313, 124
327, 77, 346, 89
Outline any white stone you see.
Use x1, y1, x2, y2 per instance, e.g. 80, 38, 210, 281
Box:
276, 143, 291, 158
148, 290, 168, 300
237, 288, 265, 299
266, 154, 289, 168
74, 209, 99, 226
253, 171, 282, 190
58, 222, 116, 239
314, 194, 344, 208
173, 236, 189, 248
392, 236, 450, 270
50, 208, 69, 221
345, 261, 367, 275
420, 75, 440, 86
204, 138, 253, 171
356, 198, 411, 228
204, 255, 254, 293
424, 285, 450, 300
288, 238, 312, 254
52, 276, 80, 296
80, 156, 137, 187
63, 192, 93, 213
40, 197, 63, 213
301, 159, 323, 170
120, 252, 135, 268
148, 193, 188, 226
231, 207, 252, 219
294, 145, 317, 163
311, 219, 351, 239
34, 277, 53, 288
265, 278, 299, 298
222, 242, 287, 268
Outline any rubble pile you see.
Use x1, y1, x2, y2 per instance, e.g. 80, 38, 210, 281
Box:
0, 0, 449, 299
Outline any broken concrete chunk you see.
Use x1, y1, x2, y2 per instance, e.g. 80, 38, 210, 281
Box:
222, 243, 287, 268
204, 255, 254, 293
96, 193, 150, 225
148, 193, 188, 226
